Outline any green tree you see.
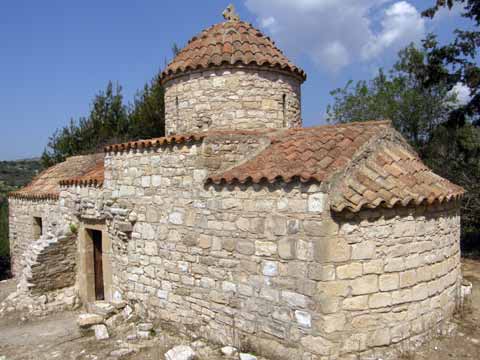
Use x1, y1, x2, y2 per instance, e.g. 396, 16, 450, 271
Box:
128, 73, 165, 140
327, 44, 456, 150
327, 39, 480, 249
422, 1, 480, 126
41, 81, 129, 167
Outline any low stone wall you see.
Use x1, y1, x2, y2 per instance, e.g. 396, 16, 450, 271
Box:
0, 285, 78, 317
22, 232, 77, 295
8, 198, 61, 277
164, 67, 302, 134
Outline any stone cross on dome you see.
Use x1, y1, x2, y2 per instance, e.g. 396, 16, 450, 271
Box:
222, 4, 240, 21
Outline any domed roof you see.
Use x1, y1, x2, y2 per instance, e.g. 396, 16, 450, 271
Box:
161, 19, 306, 83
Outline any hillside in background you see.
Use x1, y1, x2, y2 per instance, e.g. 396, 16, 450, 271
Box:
0, 158, 42, 279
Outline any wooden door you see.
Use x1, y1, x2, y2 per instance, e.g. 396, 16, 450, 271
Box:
92, 230, 104, 300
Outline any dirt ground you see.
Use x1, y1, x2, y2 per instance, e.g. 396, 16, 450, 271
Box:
0, 260, 479, 360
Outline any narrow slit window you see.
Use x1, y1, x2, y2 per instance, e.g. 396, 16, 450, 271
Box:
33, 217, 43, 240
282, 94, 287, 127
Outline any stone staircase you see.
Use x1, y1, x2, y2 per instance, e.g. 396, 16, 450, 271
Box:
17, 231, 76, 295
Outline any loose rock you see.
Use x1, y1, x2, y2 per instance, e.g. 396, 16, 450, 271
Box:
221, 346, 238, 356
77, 313, 104, 328
165, 345, 196, 360
88, 301, 115, 317
137, 322, 153, 331
240, 354, 257, 360
92, 324, 109, 340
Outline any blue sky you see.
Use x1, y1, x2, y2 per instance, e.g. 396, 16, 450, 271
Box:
0, 0, 471, 160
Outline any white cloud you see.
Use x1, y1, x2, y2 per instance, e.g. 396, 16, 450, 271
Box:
362, 1, 425, 59
449, 83, 472, 106
245, 0, 426, 72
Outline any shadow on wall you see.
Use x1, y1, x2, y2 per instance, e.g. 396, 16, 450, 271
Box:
0, 256, 10, 281
0, 199, 11, 280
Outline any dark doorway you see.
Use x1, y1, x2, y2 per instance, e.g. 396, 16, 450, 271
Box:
90, 229, 104, 300
33, 217, 43, 240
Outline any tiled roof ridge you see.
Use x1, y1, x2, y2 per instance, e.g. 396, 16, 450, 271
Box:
8, 192, 59, 201
206, 120, 392, 185
59, 159, 104, 188
8, 153, 103, 200
329, 134, 465, 213
161, 20, 306, 83
326, 124, 405, 187
104, 128, 277, 153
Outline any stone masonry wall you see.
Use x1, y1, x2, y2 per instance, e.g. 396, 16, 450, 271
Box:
104, 143, 328, 359
164, 67, 302, 135
20, 231, 77, 295
8, 198, 62, 277
311, 203, 461, 359
101, 141, 462, 359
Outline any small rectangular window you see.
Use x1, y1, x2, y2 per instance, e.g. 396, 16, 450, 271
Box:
33, 217, 43, 240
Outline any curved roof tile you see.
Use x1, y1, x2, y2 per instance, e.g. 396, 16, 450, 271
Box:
330, 143, 464, 212
9, 154, 104, 200
207, 121, 391, 185
206, 120, 464, 212
161, 21, 306, 83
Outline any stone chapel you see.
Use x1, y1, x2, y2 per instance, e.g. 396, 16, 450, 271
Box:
6, 5, 466, 360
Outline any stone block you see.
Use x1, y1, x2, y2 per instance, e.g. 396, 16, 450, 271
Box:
336, 263, 363, 280
239, 354, 257, 360
260, 287, 279, 302
369, 293, 392, 308
144, 241, 158, 256
351, 241, 376, 260
315, 236, 351, 263
198, 235, 211, 249
300, 335, 335, 356
343, 295, 368, 311
77, 313, 104, 328
322, 313, 346, 333
262, 261, 278, 276
165, 345, 196, 360
304, 219, 339, 237
385, 258, 405, 272
392, 289, 412, 305
307, 193, 327, 212
363, 259, 384, 274
278, 239, 295, 259
399, 270, 417, 288
265, 215, 287, 236
308, 264, 335, 281
296, 240, 314, 261
379, 273, 399, 291
93, 324, 109, 340
282, 291, 308, 308
294, 310, 312, 328
221, 346, 238, 356
351, 275, 378, 295
168, 211, 184, 225
255, 241, 277, 256
368, 328, 390, 347
236, 240, 254, 255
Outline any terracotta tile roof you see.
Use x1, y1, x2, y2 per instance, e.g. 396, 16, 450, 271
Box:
161, 21, 306, 83
9, 154, 104, 200
59, 158, 104, 187
104, 129, 273, 153
206, 120, 464, 212
104, 134, 207, 153
330, 143, 465, 212
207, 121, 392, 184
